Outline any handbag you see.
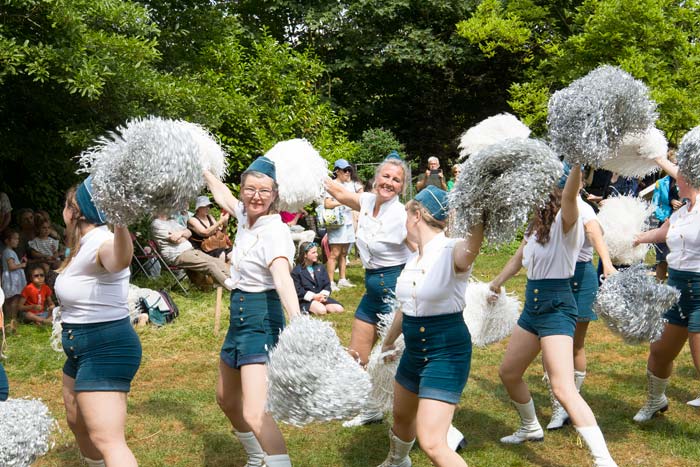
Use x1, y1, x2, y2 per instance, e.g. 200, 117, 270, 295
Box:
201, 229, 231, 252
322, 207, 345, 230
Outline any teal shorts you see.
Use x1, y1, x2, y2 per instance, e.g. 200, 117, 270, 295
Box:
355, 264, 404, 325
517, 278, 578, 338
571, 261, 598, 322
664, 269, 700, 333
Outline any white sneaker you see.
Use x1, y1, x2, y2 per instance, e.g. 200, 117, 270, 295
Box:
633, 394, 668, 422
342, 409, 383, 427
337, 278, 355, 288
546, 399, 570, 430
331, 281, 340, 292
500, 425, 544, 444
688, 396, 700, 407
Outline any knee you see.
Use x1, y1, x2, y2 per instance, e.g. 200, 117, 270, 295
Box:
498, 365, 519, 385
416, 432, 444, 461
550, 379, 577, 403
216, 389, 238, 416
242, 405, 266, 432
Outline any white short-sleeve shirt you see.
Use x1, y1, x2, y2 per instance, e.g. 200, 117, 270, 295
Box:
576, 197, 598, 263
55, 226, 130, 324
396, 233, 470, 317
666, 195, 700, 273
151, 218, 192, 264
523, 211, 584, 280
356, 193, 411, 269
229, 202, 295, 292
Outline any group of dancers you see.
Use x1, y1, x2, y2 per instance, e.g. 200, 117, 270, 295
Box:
9, 141, 699, 467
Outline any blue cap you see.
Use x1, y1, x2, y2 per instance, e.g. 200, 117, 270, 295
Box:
557, 161, 571, 189
245, 156, 276, 181
334, 159, 351, 170
414, 185, 449, 221
385, 150, 402, 161
75, 175, 107, 225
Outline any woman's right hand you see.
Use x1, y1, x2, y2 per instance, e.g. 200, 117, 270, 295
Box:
381, 342, 398, 362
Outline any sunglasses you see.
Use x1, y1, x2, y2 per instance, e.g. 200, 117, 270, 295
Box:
33, 273, 45, 278
336, 167, 352, 173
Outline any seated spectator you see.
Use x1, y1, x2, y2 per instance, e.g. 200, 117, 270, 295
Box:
18, 265, 54, 325
15, 208, 36, 260
34, 209, 63, 240
291, 241, 343, 315
1, 229, 27, 299
151, 213, 232, 289
281, 210, 316, 245
28, 220, 62, 270
187, 196, 232, 261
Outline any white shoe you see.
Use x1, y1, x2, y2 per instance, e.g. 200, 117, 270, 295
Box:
633, 369, 669, 422
447, 424, 467, 452
547, 400, 570, 430
331, 281, 340, 292
499, 425, 544, 444
337, 278, 355, 288
342, 409, 383, 427
377, 428, 413, 467
687, 396, 700, 407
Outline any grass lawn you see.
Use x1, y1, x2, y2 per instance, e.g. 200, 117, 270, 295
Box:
5, 250, 700, 466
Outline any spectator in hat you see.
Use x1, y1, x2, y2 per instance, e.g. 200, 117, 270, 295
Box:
187, 195, 232, 261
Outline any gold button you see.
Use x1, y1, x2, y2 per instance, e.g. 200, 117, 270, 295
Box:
421, 338, 426, 342
70, 347, 74, 351
419, 327, 425, 333
534, 289, 539, 294
240, 297, 244, 301
379, 281, 385, 286
422, 348, 427, 352
573, 282, 578, 286
69, 335, 74, 340
424, 357, 428, 362
240, 317, 244, 321
533, 298, 538, 302
380, 273, 384, 278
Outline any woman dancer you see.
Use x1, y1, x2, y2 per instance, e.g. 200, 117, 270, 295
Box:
56, 177, 141, 467
325, 153, 412, 426
546, 168, 616, 430
489, 165, 617, 466
204, 156, 301, 467
632, 156, 700, 418
378, 186, 483, 467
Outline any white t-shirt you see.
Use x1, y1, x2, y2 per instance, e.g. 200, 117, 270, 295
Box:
666, 195, 700, 273
576, 197, 598, 263
55, 226, 130, 323
229, 202, 295, 292
523, 211, 584, 280
356, 193, 411, 269
28, 236, 59, 257
151, 218, 192, 264
396, 233, 470, 317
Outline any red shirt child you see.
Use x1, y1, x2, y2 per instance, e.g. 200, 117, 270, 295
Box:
21, 282, 52, 314
19, 266, 55, 324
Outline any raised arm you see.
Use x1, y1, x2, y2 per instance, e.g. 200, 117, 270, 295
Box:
270, 257, 302, 321
585, 219, 616, 278
489, 240, 526, 293
453, 223, 484, 273
324, 179, 361, 211
203, 170, 239, 214
561, 164, 581, 233
98, 225, 134, 273
655, 157, 679, 180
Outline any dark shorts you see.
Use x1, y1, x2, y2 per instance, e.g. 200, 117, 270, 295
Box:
655, 242, 670, 264
395, 313, 471, 404
571, 261, 598, 322
0, 361, 8, 401
221, 289, 286, 369
62, 317, 142, 392
518, 278, 578, 338
664, 269, 700, 333
355, 264, 404, 325
300, 297, 340, 314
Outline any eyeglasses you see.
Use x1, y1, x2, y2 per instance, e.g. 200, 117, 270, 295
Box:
242, 187, 274, 199
33, 274, 45, 278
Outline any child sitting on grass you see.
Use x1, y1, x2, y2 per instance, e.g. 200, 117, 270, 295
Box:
18, 265, 54, 325
291, 241, 344, 315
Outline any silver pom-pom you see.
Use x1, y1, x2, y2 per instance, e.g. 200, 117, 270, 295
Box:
366, 312, 404, 414
601, 127, 667, 178
267, 316, 371, 426
463, 281, 520, 347
676, 125, 700, 189
548, 65, 658, 166
449, 138, 562, 245
596, 195, 653, 264
175, 120, 228, 180
0, 398, 57, 466
594, 264, 679, 343
458, 113, 531, 159
264, 139, 329, 212
78, 116, 225, 224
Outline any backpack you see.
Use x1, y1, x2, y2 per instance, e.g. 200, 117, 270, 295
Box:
139, 289, 179, 326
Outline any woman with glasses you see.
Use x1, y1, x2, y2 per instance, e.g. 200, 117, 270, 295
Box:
324, 159, 363, 290
55, 177, 141, 467
291, 241, 344, 315
204, 156, 302, 467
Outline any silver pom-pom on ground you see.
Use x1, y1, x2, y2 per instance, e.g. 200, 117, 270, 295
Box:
0, 398, 57, 466
596, 195, 653, 265
449, 138, 562, 245
676, 125, 700, 189
547, 65, 658, 166
78, 116, 226, 224
266, 316, 371, 426
594, 264, 679, 343
463, 281, 520, 347
366, 312, 404, 414
601, 127, 668, 178
264, 139, 329, 212
457, 113, 531, 159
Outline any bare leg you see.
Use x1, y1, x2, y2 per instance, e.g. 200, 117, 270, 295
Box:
62, 375, 101, 461
348, 318, 378, 366
338, 244, 349, 281
416, 399, 467, 467
308, 301, 327, 315
648, 323, 688, 379
499, 326, 541, 403
573, 321, 590, 373
239, 364, 287, 455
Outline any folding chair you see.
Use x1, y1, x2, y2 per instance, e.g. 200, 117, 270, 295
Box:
130, 232, 188, 295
